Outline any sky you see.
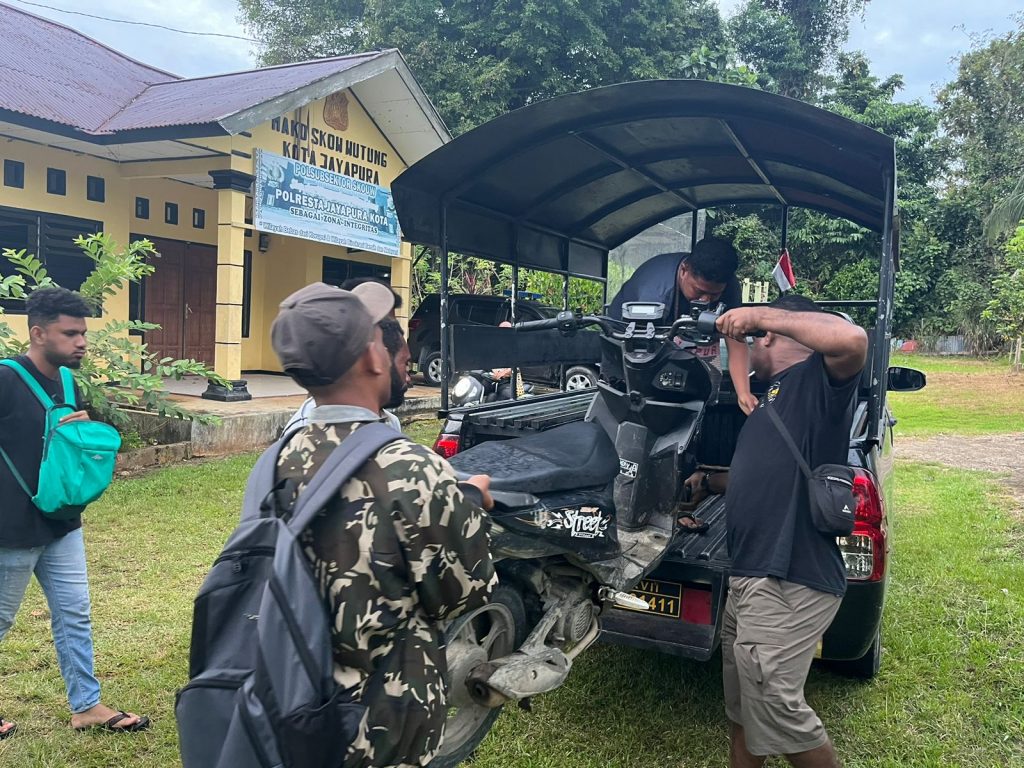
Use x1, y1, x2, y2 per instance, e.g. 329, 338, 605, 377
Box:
6, 0, 1022, 104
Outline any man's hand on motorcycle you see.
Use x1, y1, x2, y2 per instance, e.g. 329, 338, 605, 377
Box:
465, 474, 495, 510
716, 307, 766, 340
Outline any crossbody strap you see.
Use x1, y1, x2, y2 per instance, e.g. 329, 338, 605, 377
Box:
0, 444, 34, 498
765, 404, 813, 480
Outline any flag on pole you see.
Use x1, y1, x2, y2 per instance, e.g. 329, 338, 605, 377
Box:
773, 249, 796, 292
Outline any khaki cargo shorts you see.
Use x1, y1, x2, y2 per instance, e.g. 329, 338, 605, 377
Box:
722, 576, 842, 757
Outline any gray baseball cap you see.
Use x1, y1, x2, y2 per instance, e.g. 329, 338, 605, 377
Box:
271, 281, 394, 386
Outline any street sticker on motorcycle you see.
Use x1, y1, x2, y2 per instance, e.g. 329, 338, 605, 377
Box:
543, 506, 610, 539
619, 459, 638, 479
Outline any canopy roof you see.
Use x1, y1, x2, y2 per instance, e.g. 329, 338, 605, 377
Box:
393, 80, 896, 279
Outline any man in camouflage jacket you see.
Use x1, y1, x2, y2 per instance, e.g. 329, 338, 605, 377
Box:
271, 281, 497, 768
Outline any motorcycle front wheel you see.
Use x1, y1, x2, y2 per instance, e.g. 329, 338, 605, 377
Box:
431, 584, 527, 768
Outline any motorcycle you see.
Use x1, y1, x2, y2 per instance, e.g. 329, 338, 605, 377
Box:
450, 370, 534, 408
433, 300, 724, 767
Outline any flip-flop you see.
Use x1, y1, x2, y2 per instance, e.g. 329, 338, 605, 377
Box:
74, 711, 150, 733
678, 512, 709, 534
0, 718, 15, 740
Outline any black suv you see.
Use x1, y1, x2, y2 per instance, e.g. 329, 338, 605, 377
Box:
408, 293, 599, 389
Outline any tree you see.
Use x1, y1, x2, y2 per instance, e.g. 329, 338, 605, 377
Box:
984, 176, 1024, 243
0, 235, 224, 429
982, 225, 1024, 371
238, 0, 734, 134
728, 0, 869, 97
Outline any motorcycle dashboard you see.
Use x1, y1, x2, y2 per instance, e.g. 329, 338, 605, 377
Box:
621, 301, 665, 322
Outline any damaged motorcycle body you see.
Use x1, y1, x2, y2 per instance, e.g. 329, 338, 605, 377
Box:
445, 303, 718, 711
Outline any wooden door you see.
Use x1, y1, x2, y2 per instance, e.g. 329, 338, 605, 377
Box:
182, 244, 216, 364
143, 239, 185, 360
143, 239, 217, 366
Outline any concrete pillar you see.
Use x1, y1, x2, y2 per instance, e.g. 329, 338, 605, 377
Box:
392, 240, 414, 328
203, 169, 254, 401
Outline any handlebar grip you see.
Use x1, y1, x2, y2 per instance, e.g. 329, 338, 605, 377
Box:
513, 318, 562, 331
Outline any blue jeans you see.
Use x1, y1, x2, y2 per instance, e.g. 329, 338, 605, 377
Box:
0, 528, 101, 713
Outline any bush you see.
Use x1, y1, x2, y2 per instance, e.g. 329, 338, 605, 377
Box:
0, 234, 224, 428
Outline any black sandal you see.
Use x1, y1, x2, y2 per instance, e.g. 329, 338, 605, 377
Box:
0, 717, 15, 740
678, 512, 709, 534
74, 711, 150, 733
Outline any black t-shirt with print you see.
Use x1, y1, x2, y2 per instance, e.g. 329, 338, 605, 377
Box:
0, 355, 82, 548
725, 352, 859, 596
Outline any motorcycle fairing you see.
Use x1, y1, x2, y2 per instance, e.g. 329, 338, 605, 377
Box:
491, 486, 619, 562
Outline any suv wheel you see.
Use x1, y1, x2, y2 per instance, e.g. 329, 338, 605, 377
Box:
423, 351, 443, 387
564, 366, 598, 390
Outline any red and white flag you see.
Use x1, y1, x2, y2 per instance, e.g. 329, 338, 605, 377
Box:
773, 249, 796, 292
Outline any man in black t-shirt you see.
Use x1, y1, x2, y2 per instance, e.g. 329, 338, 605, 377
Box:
0, 288, 148, 736
693, 294, 867, 768
606, 237, 757, 415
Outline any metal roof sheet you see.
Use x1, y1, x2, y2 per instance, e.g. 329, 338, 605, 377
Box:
0, 2, 174, 132
393, 80, 897, 277
99, 53, 386, 133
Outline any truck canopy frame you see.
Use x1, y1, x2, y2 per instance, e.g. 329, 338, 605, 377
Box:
392, 79, 897, 438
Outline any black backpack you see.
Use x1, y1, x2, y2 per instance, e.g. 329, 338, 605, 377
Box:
176, 422, 403, 768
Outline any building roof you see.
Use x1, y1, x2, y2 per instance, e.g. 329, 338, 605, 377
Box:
0, 2, 449, 164
0, 2, 174, 132
98, 54, 384, 133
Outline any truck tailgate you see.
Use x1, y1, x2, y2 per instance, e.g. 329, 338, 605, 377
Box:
599, 495, 730, 660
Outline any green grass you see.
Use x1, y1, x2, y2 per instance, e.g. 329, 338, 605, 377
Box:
1, 418, 1021, 765
889, 352, 1013, 376
889, 354, 1024, 437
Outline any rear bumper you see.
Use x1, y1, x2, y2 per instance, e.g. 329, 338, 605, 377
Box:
821, 578, 886, 661
600, 569, 886, 663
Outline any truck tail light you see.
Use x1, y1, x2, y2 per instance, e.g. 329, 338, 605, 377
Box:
408, 317, 422, 333
839, 469, 886, 582
433, 434, 462, 458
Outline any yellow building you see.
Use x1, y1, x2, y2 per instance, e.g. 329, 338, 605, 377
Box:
0, 3, 448, 399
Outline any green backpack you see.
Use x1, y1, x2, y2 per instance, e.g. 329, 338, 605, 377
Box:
0, 360, 121, 519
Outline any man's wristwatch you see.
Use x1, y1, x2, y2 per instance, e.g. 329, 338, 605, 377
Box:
700, 471, 713, 492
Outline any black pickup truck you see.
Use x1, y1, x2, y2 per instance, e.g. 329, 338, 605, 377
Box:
433, 337, 923, 677
390, 79, 927, 685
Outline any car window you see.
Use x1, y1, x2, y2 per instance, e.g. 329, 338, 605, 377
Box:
466, 302, 506, 325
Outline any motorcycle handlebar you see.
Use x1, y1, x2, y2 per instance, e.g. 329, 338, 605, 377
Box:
512, 317, 563, 331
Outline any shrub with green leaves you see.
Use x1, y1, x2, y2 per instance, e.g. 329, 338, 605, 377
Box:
0, 233, 224, 428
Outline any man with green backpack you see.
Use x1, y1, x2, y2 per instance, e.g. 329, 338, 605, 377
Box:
0, 287, 148, 737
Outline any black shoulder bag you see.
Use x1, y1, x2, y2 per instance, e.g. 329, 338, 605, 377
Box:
765, 405, 856, 537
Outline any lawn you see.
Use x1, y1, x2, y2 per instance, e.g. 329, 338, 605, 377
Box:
1, 383, 1022, 766
889, 353, 1024, 437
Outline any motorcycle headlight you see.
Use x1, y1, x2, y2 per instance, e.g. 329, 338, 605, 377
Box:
452, 376, 483, 404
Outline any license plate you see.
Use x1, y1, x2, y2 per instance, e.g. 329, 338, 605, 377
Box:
619, 578, 714, 624
623, 578, 683, 618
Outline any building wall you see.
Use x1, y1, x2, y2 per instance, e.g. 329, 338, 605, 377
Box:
240, 89, 411, 372
1, 84, 416, 378
0, 140, 129, 337
128, 177, 218, 246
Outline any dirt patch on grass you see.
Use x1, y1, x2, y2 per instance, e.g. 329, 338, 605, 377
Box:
897, 433, 1024, 519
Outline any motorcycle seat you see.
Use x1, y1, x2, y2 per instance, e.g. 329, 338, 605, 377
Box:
448, 421, 619, 494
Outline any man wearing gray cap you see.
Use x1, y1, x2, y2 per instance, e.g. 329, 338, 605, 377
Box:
270, 281, 497, 768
